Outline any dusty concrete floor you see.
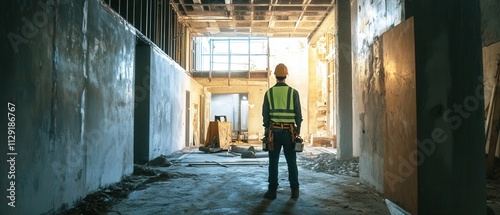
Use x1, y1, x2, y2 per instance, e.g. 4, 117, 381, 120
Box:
103, 147, 390, 215
62, 146, 500, 215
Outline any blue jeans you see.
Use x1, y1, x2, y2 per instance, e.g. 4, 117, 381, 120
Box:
268, 128, 299, 190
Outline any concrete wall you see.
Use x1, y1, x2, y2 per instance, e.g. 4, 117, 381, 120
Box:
150, 46, 193, 157
352, 0, 404, 192
1, 0, 201, 213
0, 0, 135, 214
135, 44, 203, 163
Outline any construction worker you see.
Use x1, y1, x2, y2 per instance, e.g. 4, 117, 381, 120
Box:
262, 63, 303, 200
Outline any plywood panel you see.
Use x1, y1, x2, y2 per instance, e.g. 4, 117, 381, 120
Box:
383, 17, 417, 215
205, 122, 232, 149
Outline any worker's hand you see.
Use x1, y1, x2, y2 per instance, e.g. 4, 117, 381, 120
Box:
264, 128, 269, 139
295, 136, 303, 143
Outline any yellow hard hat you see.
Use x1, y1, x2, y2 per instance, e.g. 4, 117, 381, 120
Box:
274, 63, 288, 77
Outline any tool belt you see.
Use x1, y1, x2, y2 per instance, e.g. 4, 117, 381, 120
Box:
270, 122, 296, 144
271, 122, 294, 130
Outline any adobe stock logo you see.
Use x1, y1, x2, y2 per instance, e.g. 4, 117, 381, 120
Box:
385, 76, 485, 192
6, 0, 71, 53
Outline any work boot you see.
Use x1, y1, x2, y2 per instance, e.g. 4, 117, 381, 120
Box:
291, 189, 299, 199
263, 190, 277, 200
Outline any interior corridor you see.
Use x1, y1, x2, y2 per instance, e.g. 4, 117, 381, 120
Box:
2, 0, 500, 214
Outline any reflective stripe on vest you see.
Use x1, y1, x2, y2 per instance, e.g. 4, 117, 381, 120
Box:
267, 86, 295, 123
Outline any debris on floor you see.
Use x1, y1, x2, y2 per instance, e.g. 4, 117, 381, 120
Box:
230, 145, 259, 158
58, 149, 499, 215
198, 146, 224, 153
300, 153, 359, 177
60, 165, 193, 215
228, 145, 255, 153
107, 149, 391, 215
146, 155, 174, 167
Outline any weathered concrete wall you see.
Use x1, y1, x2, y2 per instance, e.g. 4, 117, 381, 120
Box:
150, 46, 197, 157
84, 0, 135, 194
0, 0, 135, 214
135, 43, 203, 162
352, 0, 404, 192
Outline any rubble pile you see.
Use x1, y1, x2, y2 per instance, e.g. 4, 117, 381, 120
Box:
62, 176, 141, 215
61, 165, 191, 215
300, 153, 359, 177
146, 155, 174, 167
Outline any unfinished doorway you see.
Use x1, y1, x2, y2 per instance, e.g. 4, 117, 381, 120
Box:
211, 93, 248, 141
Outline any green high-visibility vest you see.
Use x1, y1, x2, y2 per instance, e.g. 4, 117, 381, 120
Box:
267, 86, 295, 123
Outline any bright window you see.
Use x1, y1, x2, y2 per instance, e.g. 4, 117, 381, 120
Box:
192, 37, 269, 72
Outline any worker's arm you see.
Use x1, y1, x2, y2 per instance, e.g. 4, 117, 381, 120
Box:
293, 89, 303, 135
262, 91, 271, 137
